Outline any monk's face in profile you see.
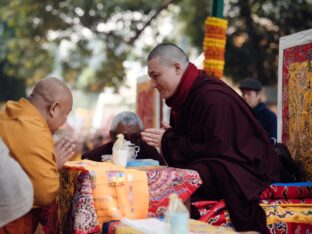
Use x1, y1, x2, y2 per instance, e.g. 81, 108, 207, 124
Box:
48, 95, 73, 134
148, 57, 182, 99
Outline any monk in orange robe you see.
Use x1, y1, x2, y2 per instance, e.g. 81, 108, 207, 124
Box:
0, 77, 75, 233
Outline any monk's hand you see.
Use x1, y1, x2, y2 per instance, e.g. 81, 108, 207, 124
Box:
161, 121, 171, 129
141, 128, 165, 148
55, 137, 75, 170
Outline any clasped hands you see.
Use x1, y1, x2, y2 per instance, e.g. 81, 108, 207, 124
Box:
55, 137, 75, 170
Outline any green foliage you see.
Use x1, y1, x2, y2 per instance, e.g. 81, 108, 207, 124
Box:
1, 0, 311, 101
180, 0, 312, 85
178, 0, 211, 51
0, 0, 172, 99
223, 0, 312, 85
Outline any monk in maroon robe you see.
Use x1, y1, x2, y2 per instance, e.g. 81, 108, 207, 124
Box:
142, 43, 285, 233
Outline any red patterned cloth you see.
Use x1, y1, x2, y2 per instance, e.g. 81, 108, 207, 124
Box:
192, 182, 312, 233
71, 172, 100, 234
192, 200, 230, 228
42, 166, 202, 233
143, 166, 202, 217
281, 43, 312, 146
41, 170, 100, 234
260, 182, 312, 199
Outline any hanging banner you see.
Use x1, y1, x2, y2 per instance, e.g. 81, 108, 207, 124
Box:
277, 28, 312, 180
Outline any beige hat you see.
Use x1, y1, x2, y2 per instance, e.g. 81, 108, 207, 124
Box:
0, 139, 33, 227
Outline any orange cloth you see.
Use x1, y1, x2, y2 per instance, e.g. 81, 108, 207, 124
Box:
64, 160, 149, 226
0, 98, 59, 208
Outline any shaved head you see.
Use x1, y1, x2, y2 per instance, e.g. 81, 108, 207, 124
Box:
29, 77, 73, 134
147, 43, 190, 99
30, 77, 72, 103
147, 43, 189, 67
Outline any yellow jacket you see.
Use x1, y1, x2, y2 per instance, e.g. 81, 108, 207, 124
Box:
0, 98, 59, 207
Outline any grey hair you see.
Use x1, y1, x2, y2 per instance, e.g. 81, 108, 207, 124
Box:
147, 43, 189, 66
110, 111, 144, 132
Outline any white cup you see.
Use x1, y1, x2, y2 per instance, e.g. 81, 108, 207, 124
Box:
112, 149, 129, 167
128, 145, 140, 160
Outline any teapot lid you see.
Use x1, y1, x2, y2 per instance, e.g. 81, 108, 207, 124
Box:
113, 134, 133, 150
116, 134, 124, 139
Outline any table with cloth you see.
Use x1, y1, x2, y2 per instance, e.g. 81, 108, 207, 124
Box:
41, 160, 202, 234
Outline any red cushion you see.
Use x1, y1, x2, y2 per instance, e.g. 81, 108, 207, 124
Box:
260, 182, 312, 199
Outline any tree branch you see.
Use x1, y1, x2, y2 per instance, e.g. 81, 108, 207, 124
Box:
126, 0, 176, 45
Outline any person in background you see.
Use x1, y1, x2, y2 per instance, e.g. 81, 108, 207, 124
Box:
0, 139, 33, 228
239, 78, 277, 143
0, 77, 75, 233
141, 43, 285, 233
82, 111, 166, 165
239, 79, 302, 181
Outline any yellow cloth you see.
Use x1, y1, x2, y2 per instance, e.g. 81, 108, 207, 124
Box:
64, 160, 149, 226
0, 98, 58, 207
262, 204, 312, 225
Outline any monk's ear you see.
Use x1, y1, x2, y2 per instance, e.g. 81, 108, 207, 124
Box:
48, 101, 60, 117
174, 62, 182, 75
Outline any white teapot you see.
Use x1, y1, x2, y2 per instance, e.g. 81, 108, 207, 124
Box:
112, 134, 140, 167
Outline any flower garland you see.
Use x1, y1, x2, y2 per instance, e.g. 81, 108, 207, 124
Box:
203, 17, 228, 79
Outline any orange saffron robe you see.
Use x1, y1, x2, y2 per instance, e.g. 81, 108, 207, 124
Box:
0, 98, 59, 208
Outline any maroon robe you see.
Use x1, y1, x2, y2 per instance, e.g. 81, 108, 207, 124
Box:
161, 67, 283, 201
82, 140, 166, 165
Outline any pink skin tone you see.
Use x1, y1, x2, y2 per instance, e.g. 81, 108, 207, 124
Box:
141, 57, 184, 148
49, 96, 75, 170
147, 57, 182, 99
240, 89, 261, 108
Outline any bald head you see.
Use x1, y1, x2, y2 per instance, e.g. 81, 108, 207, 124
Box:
147, 43, 189, 68
29, 77, 73, 134
30, 77, 72, 102
147, 43, 190, 99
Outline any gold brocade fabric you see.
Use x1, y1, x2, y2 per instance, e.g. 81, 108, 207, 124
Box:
282, 43, 312, 180
263, 205, 312, 225
58, 169, 82, 233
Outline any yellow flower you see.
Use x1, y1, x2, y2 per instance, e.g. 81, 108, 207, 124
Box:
203, 16, 228, 79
